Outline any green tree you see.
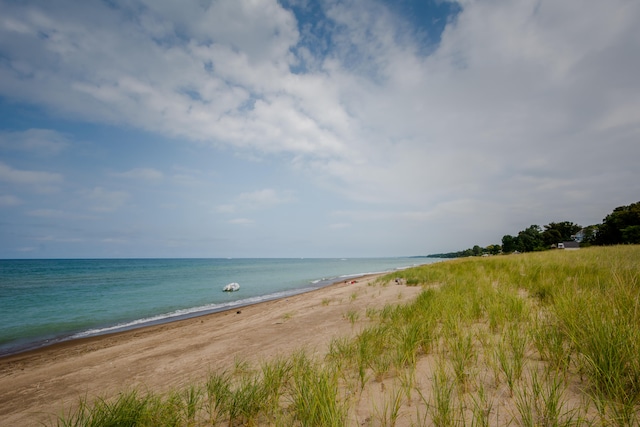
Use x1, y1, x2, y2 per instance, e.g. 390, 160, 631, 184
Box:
485, 244, 501, 255
622, 225, 640, 244
542, 228, 562, 248
595, 201, 640, 245
542, 221, 582, 247
517, 225, 544, 252
461, 248, 473, 257
579, 224, 599, 246
501, 235, 518, 253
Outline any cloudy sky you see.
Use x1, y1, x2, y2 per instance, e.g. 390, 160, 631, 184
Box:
0, 0, 638, 258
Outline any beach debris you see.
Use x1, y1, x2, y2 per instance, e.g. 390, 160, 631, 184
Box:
223, 282, 240, 292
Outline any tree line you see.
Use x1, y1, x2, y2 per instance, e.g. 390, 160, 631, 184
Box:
428, 201, 640, 258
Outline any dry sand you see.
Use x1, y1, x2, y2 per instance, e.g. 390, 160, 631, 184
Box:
0, 274, 422, 426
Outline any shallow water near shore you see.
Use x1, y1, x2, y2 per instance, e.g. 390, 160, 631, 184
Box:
0, 257, 439, 356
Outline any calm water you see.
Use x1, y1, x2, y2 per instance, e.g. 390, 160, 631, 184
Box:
0, 257, 440, 356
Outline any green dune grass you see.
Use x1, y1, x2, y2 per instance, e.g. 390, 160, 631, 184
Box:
54, 246, 639, 426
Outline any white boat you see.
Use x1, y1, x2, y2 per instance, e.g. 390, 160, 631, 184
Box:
223, 282, 240, 292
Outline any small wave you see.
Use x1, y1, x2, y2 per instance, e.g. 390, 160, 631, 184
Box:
73, 263, 432, 340
70, 288, 313, 340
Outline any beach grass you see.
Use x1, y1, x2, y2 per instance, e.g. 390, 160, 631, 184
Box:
53, 245, 640, 426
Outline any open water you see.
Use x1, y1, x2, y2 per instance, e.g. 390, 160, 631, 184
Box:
0, 257, 440, 356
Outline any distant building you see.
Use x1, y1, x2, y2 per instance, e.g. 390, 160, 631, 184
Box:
558, 241, 580, 250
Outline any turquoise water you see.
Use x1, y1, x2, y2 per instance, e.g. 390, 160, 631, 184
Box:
0, 258, 439, 356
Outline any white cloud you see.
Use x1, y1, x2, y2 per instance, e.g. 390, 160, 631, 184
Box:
0, 194, 22, 207
0, 0, 356, 163
102, 237, 129, 244
0, 161, 63, 193
228, 218, 254, 225
86, 187, 129, 212
34, 235, 84, 243
170, 167, 210, 188
236, 188, 294, 208
113, 168, 164, 181
219, 188, 295, 213
310, 0, 640, 221
0, 0, 638, 255
0, 128, 70, 154
27, 209, 66, 218
26, 208, 96, 221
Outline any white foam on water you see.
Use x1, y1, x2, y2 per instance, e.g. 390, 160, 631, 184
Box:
70, 288, 313, 339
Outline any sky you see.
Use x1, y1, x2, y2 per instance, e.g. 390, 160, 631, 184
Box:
0, 0, 639, 259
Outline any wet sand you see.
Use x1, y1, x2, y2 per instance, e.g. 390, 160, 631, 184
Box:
0, 273, 422, 426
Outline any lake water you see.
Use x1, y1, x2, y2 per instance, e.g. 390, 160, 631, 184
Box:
0, 257, 440, 356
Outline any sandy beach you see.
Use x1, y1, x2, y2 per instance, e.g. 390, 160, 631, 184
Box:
0, 274, 422, 426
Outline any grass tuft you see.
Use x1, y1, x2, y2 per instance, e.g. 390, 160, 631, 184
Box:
51, 246, 640, 427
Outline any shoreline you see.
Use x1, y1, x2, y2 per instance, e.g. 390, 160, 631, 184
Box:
0, 275, 354, 361
0, 270, 391, 360
0, 272, 424, 426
